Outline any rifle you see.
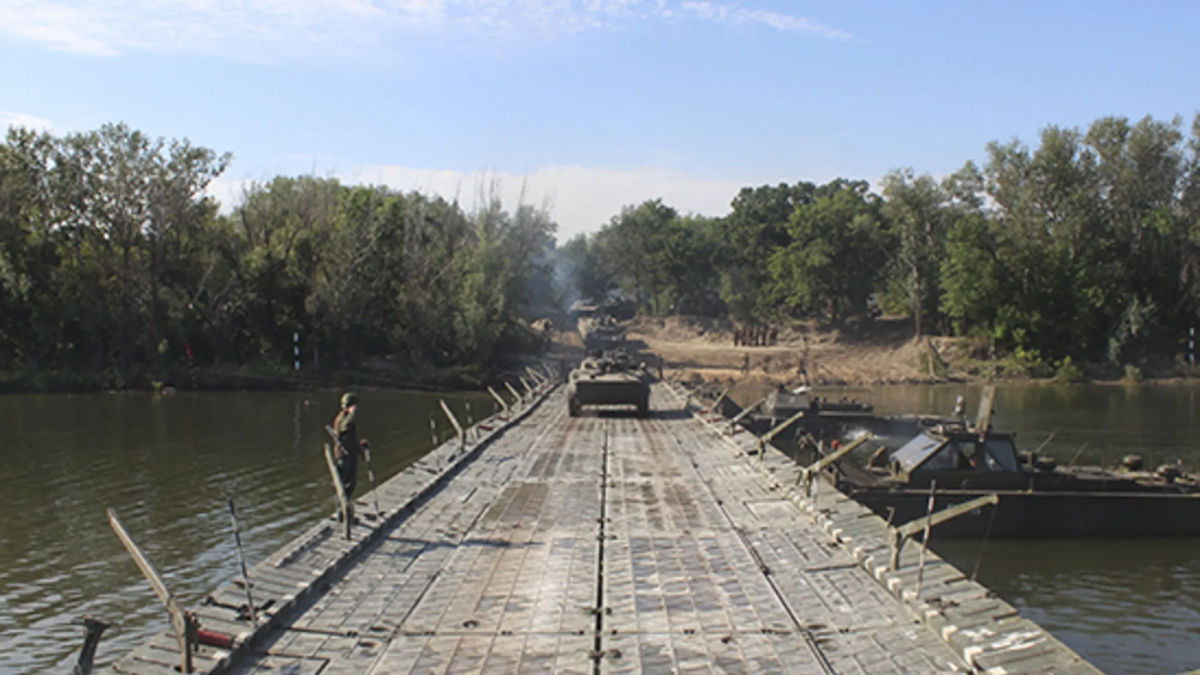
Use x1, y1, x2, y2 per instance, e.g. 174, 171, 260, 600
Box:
325, 424, 380, 517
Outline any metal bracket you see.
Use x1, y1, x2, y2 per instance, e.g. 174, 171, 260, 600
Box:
728, 396, 766, 434
525, 366, 546, 386
888, 493, 999, 570
504, 381, 523, 406
797, 435, 871, 494
487, 386, 510, 413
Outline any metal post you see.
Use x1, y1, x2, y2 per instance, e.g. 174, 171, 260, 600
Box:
488, 386, 509, 413
504, 381, 522, 406
915, 479, 936, 598
811, 458, 820, 524
323, 445, 353, 539
293, 331, 300, 371
363, 446, 380, 516
439, 399, 465, 448
887, 493, 998, 581
227, 499, 257, 626
107, 509, 195, 672
465, 401, 474, 441
73, 617, 109, 675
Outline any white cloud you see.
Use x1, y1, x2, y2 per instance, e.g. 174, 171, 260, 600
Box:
205, 175, 258, 212
344, 163, 752, 240
209, 163, 755, 240
680, 1, 850, 39
0, 111, 54, 132
0, 0, 850, 58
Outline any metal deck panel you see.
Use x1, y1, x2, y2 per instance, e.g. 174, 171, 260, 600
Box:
112, 382, 1097, 675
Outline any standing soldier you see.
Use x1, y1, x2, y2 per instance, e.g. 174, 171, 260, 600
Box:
332, 392, 369, 499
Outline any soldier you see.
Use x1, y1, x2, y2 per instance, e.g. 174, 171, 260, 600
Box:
332, 392, 369, 498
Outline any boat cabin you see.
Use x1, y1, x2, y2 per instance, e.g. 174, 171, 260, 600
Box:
890, 429, 1023, 476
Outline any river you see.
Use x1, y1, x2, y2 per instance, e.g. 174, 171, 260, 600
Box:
0, 388, 493, 672
848, 383, 1200, 675
2, 384, 1199, 673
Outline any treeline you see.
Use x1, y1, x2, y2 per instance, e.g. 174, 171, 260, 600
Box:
564, 114, 1200, 371
0, 123, 555, 387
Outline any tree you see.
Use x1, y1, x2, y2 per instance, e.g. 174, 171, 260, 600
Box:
882, 169, 950, 336
767, 179, 886, 323
717, 182, 815, 319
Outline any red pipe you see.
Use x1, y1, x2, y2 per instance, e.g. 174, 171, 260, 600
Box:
196, 628, 234, 649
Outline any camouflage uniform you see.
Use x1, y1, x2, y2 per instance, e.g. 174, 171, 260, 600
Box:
333, 393, 364, 496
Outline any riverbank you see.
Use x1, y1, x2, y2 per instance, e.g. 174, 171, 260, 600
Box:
623, 315, 1193, 387
0, 358, 510, 394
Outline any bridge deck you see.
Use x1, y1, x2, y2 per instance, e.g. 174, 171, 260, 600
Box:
111, 383, 1098, 674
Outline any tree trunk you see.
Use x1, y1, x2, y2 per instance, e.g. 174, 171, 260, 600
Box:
913, 266, 923, 337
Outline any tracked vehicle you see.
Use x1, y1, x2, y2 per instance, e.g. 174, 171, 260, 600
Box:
567, 350, 651, 417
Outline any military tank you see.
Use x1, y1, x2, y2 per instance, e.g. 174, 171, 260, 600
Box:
567, 350, 651, 417
578, 313, 626, 350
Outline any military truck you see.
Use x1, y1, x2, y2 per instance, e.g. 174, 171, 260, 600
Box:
567, 350, 651, 417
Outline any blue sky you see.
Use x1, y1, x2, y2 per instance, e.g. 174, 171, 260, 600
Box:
2, 0, 1197, 240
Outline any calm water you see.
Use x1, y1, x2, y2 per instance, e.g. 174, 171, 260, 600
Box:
3, 385, 1199, 673
0, 388, 492, 672
861, 383, 1200, 675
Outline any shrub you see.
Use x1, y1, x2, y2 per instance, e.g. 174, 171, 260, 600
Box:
1004, 346, 1051, 378
1053, 356, 1084, 383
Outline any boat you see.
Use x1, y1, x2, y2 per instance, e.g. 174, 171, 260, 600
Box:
727, 384, 945, 450
821, 390, 1200, 538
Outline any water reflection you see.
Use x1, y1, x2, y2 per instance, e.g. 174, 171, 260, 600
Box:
858, 383, 1200, 674
5, 384, 1200, 673
935, 538, 1200, 675
0, 388, 492, 672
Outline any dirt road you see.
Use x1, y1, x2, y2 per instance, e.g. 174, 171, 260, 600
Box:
552, 315, 964, 387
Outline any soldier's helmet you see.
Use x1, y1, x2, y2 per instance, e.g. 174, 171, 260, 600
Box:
341, 392, 359, 408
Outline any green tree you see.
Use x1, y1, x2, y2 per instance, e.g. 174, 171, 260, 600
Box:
767, 179, 886, 323
718, 182, 815, 319
881, 169, 950, 336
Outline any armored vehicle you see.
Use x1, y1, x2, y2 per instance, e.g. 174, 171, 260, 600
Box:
568, 350, 651, 417
578, 313, 626, 350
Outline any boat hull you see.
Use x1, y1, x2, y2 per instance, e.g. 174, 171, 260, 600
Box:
849, 487, 1200, 538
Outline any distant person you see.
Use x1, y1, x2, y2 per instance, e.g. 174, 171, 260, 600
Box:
332, 392, 369, 498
